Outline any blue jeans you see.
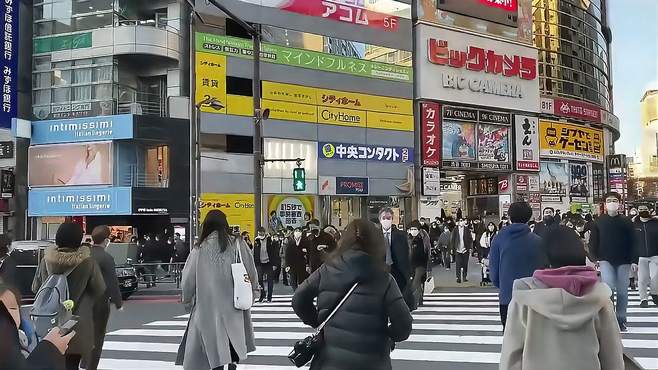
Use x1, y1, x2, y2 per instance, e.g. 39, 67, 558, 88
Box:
599, 261, 631, 326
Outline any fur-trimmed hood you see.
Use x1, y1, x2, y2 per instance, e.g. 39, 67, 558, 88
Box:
44, 245, 90, 274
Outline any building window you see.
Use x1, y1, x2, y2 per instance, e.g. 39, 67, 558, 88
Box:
52, 87, 71, 103
72, 85, 92, 101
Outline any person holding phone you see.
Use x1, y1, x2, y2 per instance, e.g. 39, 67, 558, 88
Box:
1, 280, 74, 370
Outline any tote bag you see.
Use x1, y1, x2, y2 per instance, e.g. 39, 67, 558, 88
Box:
232, 241, 253, 310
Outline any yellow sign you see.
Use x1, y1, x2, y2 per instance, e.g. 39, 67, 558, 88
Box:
226, 95, 252, 116
200, 193, 255, 237
261, 81, 413, 130
317, 106, 366, 128
262, 99, 317, 122
266, 195, 316, 231
539, 121, 604, 162
195, 52, 227, 113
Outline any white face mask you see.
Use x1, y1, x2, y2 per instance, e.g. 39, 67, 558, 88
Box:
606, 202, 620, 213
410, 229, 420, 237
293, 231, 302, 239
488, 226, 495, 232
380, 219, 393, 230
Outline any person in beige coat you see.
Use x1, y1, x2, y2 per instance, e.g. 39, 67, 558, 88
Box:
500, 225, 624, 370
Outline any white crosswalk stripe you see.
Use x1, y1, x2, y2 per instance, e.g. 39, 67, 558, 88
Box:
100, 291, 658, 370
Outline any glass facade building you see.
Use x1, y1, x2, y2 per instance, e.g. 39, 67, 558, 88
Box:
533, 0, 612, 111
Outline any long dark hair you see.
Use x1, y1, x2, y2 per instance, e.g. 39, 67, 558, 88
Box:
486, 222, 498, 235
330, 219, 386, 271
198, 210, 232, 251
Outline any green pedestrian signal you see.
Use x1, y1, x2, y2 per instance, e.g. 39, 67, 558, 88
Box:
293, 168, 306, 192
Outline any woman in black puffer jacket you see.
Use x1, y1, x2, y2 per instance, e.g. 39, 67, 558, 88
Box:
292, 219, 412, 370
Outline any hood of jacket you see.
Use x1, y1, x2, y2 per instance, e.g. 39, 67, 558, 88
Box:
512, 268, 612, 330
498, 223, 531, 239
44, 245, 90, 274
327, 249, 381, 284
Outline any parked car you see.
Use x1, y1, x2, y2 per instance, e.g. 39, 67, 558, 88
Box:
8, 240, 139, 301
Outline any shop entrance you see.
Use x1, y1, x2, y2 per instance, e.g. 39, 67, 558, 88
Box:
329, 196, 363, 230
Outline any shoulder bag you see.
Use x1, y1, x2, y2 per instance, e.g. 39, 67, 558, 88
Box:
288, 282, 359, 367
231, 239, 253, 310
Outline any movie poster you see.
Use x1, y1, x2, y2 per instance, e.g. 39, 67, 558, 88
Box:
477, 124, 510, 162
540, 162, 568, 196
442, 121, 476, 160
569, 163, 590, 198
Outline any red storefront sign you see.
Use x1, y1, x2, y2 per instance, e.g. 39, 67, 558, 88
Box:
421, 102, 441, 167
428, 38, 537, 81
479, 0, 517, 11
540, 96, 602, 124
280, 0, 400, 31
516, 174, 528, 192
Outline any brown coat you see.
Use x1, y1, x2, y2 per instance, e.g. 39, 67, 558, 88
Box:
32, 246, 106, 356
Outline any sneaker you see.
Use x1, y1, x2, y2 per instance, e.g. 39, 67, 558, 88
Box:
267, 298, 273, 303
619, 323, 628, 332
456, 278, 461, 283
652, 295, 658, 306
228, 364, 237, 370
640, 300, 650, 308
258, 297, 265, 303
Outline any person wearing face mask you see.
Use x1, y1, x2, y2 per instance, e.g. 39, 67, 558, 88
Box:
479, 222, 497, 261
378, 208, 412, 308
307, 219, 337, 273
589, 192, 637, 331
86, 226, 123, 370
533, 207, 558, 239
450, 219, 474, 283
633, 204, 658, 308
285, 228, 310, 291
419, 218, 430, 234
254, 227, 278, 303
437, 222, 453, 270
408, 221, 429, 309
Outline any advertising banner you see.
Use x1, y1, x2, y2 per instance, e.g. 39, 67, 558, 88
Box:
540, 96, 602, 124
415, 25, 540, 112
443, 121, 476, 161
319, 176, 369, 196
514, 115, 540, 171
569, 163, 590, 200
0, 141, 13, 159
261, 81, 413, 130
31, 115, 134, 144
1, 170, 14, 198
421, 102, 441, 166
33, 101, 114, 121
196, 32, 413, 83
319, 142, 413, 163
200, 193, 255, 237
422, 167, 440, 196
267, 195, 315, 230
28, 186, 132, 216
539, 121, 604, 162
0, 0, 19, 129
477, 124, 510, 162
607, 154, 628, 202
29, 142, 113, 187
195, 52, 227, 114
435, 0, 518, 26
540, 162, 568, 201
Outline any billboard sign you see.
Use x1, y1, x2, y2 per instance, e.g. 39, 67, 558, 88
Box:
540, 96, 602, 124
514, 115, 540, 171
28, 186, 132, 216
421, 102, 441, 166
540, 162, 568, 202
31, 115, 134, 144
0, 0, 19, 129
436, 0, 518, 26
539, 120, 604, 162
319, 142, 413, 163
200, 193, 256, 236
422, 167, 440, 196
416, 24, 540, 112
28, 142, 113, 187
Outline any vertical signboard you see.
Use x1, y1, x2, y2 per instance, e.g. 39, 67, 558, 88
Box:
607, 154, 628, 205
514, 115, 540, 171
569, 163, 590, 203
195, 52, 227, 114
422, 167, 440, 196
0, 0, 18, 129
421, 102, 441, 166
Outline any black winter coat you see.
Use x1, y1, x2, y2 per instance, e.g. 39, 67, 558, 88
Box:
32, 246, 105, 357
385, 228, 411, 293
254, 237, 281, 266
292, 250, 412, 370
633, 218, 658, 258
410, 235, 428, 269
0, 303, 64, 370
308, 231, 338, 273
590, 214, 637, 265
0, 253, 18, 288
284, 237, 310, 282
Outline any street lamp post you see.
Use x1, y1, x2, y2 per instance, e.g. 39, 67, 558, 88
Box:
204, 0, 268, 232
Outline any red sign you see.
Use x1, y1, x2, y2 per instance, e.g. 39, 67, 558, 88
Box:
280, 0, 400, 31
421, 102, 441, 167
428, 39, 537, 81
541, 97, 602, 124
479, 0, 517, 11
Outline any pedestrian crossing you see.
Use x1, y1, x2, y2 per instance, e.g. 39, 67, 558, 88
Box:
99, 291, 658, 370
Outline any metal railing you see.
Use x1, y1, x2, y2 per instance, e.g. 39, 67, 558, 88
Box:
132, 262, 185, 289
120, 169, 169, 188
117, 85, 166, 117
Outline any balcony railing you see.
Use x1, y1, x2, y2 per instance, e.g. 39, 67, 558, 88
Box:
120, 166, 169, 188
117, 86, 166, 117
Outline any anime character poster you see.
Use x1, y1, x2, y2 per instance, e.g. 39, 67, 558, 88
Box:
477, 124, 510, 162
442, 121, 476, 160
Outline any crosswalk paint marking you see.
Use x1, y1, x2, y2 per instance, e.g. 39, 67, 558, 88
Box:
98, 359, 303, 370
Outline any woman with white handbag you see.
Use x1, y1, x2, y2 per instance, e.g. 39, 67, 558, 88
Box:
181, 210, 260, 370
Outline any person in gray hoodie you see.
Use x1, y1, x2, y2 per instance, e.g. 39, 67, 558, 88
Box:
500, 227, 624, 370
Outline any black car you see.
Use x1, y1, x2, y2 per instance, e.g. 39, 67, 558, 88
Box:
114, 262, 138, 300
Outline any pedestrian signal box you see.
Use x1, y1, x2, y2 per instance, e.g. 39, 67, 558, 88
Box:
293, 168, 306, 192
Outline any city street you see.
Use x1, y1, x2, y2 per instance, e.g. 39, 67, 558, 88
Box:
99, 287, 658, 370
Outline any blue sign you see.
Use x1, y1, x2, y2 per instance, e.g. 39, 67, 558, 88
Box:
28, 186, 132, 216
336, 177, 369, 195
319, 142, 414, 163
31, 115, 134, 144
0, 1, 19, 129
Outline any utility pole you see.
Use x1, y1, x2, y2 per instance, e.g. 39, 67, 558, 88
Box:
201, 0, 268, 231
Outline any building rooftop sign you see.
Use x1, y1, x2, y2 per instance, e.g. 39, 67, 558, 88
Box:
31, 114, 134, 145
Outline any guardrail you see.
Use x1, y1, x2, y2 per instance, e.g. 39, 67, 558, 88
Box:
131, 262, 185, 289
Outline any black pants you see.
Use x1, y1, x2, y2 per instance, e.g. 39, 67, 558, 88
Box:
440, 248, 451, 269
85, 301, 110, 370
65, 354, 82, 370
455, 252, 469, 280
500, 304, 509, 330
257, 263, 274, 301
